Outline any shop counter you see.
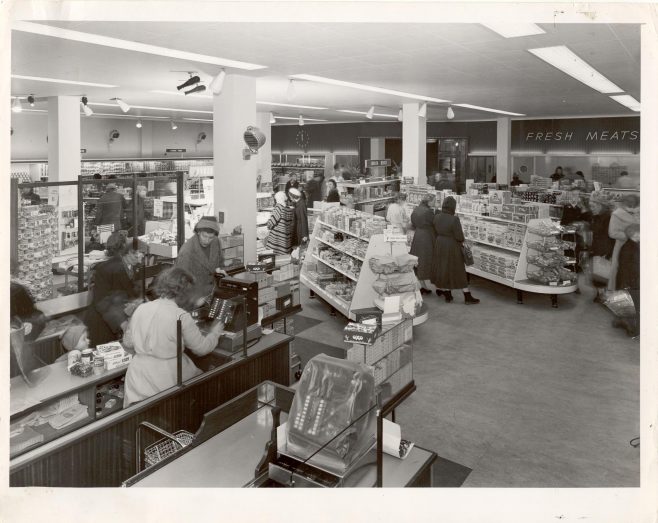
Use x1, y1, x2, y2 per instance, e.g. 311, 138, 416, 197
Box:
9, 332, 292, 487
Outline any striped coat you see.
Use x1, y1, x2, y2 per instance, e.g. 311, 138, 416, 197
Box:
266, 203, 294, 254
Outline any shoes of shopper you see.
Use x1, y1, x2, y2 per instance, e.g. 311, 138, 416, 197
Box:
420, 288, 431, 295
436, 290, 453, 302
463, 291, 480, 305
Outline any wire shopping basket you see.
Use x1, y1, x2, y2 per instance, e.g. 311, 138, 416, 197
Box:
144, 430, 194, 468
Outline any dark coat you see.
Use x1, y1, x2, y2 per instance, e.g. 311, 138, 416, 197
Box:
86, 256, 139, 347
326, 189, 341, 203
292, 199, 309, 247
305, 177, 323, 208
590, 213, 614, 258
176, 235, 223, 296
95, 189, 127, 233
617, 240, 639, 291
409, 203, 435, 280
431, 212, 468, 289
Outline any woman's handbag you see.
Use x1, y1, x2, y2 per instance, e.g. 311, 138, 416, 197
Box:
592, 255, 612, 283
461, 243, 474, 266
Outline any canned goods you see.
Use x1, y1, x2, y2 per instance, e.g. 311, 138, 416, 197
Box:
93, 357, 105, 375
81, 349, 94, 365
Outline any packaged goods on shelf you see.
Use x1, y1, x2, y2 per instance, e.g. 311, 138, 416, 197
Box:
524, 219, 576, 285
471, 244, 519, 280
319, 207, 386, 239
16, 205, 58, 300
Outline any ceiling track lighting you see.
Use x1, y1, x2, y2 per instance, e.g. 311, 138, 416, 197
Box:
11, 98, 23, 113
177, 74, 201, 91
27, 95, 35, 107
171, 120, 178, 130
418, 103, 428, 118
184, 84, 207, 96
209, 69, 226, 95
366, 106, 375, 120
80, 96, 93, 116
298, 114, 304, 126
287, 79, 296, 101
447, 106, 455, 120
269, 112, 276, 124
136, 120, 143, 128
111, 97, 130, 113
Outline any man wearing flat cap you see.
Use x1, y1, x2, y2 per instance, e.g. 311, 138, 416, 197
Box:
176, 216, 226, 296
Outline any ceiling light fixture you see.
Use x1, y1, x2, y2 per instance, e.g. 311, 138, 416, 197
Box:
274, 116, 327, 122
11, 98, 22, 113
257, 101, 328, 110
89, 102, 212, 114
269, 112, 276, 124
27, 95, 35, 107
609, 94, 641, 112
397, 109, 403, 122
184, 84, 207, 96
482, 23, 546, 38
209, 69, 226, 95
453, 103, 525, 116
366, 106, 375, 120
287, 80, 296, 101
298, 115, 304, 126
12, 22, 267, 70
110, 98, 130, 113
11, 74, 117, 88
136, 120, 143, 128
290, 74, 450, 103
171, 120, 178, 130
447, 107, 455, 120
337, 109, 398, 119
177, 74, 201, 92
528, 46, 623, 94
150, 89, 212, 98
86, 112, 169, 120
183, 117, 213, 122
418, 103, 428, 118
80, 96, 93, 116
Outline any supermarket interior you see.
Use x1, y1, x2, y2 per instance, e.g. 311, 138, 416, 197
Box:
3, 1, 657, 520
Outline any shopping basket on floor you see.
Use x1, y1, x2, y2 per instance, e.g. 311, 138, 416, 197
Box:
602, 290, 636, 318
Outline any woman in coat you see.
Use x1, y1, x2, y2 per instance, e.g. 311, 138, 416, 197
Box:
289, 187, 309, 248
409, 194, 435, 294
176, 216, 224, 296
431, 196, 480, 304
123, 267, 225, 407
266, 191, 294, 255
607, 194, 640, 291
325, 179, 341, 203
86, 232, 142, 347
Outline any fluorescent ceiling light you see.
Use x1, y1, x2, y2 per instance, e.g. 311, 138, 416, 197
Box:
84, 112, 169, 119
183, 117, 213, 122
151, 89, 213, 99
89, 102, 212, 114
337, 109, 398, 119
275, 116, 327, 122
20, 108, 48, 113
528, 46, 623, 94
257, 101, 328, 110
12, 21, 266, 70
609, 94, 641, 112
12, 74, 117, 88
482, 23, 545, 38
453, 103, 525, 116
291, 74, 450, 103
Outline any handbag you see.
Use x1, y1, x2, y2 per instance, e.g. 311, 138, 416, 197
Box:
592, 255, 611, 282
461, 243, 474, 266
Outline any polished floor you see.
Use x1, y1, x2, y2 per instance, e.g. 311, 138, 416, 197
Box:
294, 274, 640, 487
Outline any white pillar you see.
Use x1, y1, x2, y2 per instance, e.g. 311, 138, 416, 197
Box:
496, 117, 512, 186
213, 74, 258, 262
140, 120, 153, 158
402, 103, 426, 184
256, 112, 272, 184
369, 137, 386, 177
48, 96, 80, 208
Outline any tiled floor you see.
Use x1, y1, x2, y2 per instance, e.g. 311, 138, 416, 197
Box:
293, 274, 640, 487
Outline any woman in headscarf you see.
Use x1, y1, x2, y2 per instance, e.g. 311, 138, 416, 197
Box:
409, 193, 435, 294
431, 196, 480, 304
176, 216, 224, 296
266, 191, 294, 255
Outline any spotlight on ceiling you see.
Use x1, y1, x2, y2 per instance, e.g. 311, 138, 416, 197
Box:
209, 69, 226, 95
111, 98, 130, 113
171, 120, 178, 130
287, 79, 296, 101
366, 106, 375, 120
136, 120, 142, 128
184, 84, 207, 96
27, 95, 35, 107
418, 103, 428, 118
81, 96, 93, 116
298, 114, 304, 126
177, 74, 201, 91
447, 106, 455, 120
397, 109, 403, 122
11, 98, 22, 113
269, 112, 276, 124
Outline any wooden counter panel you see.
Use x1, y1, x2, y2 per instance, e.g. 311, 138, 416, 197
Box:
9, 337, 290, 487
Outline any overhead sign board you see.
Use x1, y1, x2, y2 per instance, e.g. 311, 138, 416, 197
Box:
365, 159, 392, 168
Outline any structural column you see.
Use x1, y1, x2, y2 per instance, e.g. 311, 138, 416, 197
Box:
256, 112, 272, 184
213, 74, 258, 262
48, 96, 80, 208
402, 103, 426, 184
496, 117, 512, 186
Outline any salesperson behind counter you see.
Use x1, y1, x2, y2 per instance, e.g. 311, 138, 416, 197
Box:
123, 267, 225, 408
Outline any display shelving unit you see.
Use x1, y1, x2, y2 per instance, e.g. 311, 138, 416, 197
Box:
338, 178, 400, 214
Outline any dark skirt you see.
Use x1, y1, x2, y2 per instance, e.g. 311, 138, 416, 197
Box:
431, 235, 468, 289
410, 227, 435, 280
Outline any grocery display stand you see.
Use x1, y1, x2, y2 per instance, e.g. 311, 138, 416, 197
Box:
338, 178, 400, 214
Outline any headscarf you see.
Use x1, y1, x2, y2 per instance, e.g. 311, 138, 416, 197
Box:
274, 191, 288, 206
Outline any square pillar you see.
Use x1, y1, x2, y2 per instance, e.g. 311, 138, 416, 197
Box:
48, 96, 80, 208
213, 74, 258, 262
402, 103, 426, 184
496, 117, 512, 186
